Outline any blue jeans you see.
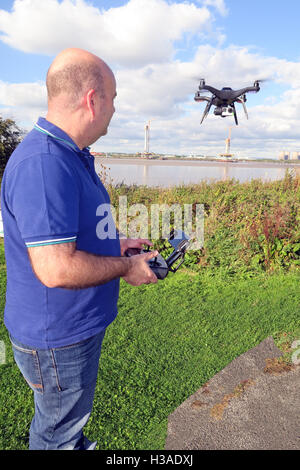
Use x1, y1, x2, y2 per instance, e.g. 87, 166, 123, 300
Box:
9, 331, 106, 450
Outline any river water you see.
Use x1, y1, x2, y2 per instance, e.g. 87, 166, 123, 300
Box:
95, 158, 300, 187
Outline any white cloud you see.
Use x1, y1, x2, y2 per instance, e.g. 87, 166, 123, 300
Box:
115, 62, 194, 119
190, 45, 300, 89
0, 80, 47, 127
3, 43, 300, 159
0, 80, 46, 108
0, 0, 212, 67
200, 0, 228, 16
1, 1, 300, 158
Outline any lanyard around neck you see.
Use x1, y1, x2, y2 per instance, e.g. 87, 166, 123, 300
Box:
34, 123, 78, 151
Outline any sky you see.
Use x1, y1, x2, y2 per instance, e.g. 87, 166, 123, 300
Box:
1, 0, 300, 158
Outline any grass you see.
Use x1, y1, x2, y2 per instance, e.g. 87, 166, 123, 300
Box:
0, 234, 299, 449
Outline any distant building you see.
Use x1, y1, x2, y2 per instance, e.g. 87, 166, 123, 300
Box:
291, 152, 300, 161
279, 151, 300, 160
279, 151, 290, 161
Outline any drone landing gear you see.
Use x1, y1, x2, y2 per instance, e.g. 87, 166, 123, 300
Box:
239, 96, 249, 120
200, 97, 214, 124
232, 103, 238, 125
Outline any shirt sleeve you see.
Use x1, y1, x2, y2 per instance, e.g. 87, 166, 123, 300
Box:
7, 154, 80, 247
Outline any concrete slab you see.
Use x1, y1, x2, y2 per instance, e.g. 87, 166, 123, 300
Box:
165, 337, 300, 450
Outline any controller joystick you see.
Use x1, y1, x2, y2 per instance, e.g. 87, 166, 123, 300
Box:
125, 230, 190, 280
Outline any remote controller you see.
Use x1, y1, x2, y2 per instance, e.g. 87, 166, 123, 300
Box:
125, 247, 169, 280
124, 230, 190, 280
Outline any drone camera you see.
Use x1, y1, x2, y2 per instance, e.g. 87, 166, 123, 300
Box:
214, 106, 233, 117
214, 107, 222, 116
222, 107, 233, 117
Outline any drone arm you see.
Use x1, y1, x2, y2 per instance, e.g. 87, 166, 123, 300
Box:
233, 86, 259, 99
200, 85, 220, 95
197, 84, 226, 100
194, 95, 211, 103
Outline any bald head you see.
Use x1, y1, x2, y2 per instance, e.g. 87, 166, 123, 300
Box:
45, 49, 117, 149
46, 48, 110, 108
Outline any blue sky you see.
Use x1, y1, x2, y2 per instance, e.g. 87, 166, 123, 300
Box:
222, 0, 300, 62
1, 0, 300, 158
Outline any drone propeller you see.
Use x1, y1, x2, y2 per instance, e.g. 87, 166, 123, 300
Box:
191, 76, 206, 82
253, 78, 271, 87
194, 77, 207, 89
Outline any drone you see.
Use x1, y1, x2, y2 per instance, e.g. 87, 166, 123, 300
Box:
194, 79, 263, 125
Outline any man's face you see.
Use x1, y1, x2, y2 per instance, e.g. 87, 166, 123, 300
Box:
96, 70, 117, 138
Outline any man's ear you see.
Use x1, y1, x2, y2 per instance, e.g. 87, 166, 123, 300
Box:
86, 89, 96, 119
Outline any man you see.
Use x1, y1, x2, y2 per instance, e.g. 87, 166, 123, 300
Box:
1, 48, 158, 450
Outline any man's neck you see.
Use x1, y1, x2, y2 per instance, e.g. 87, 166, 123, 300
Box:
45, 112, 86, 150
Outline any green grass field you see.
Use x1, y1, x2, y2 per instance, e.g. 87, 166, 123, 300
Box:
0, 234, 299, 449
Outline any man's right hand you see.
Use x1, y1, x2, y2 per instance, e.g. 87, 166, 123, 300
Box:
122, 250, 158, 286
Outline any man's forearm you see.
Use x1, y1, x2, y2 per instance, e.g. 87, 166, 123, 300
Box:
48, 249, 131, 289
28, 241, 157, 289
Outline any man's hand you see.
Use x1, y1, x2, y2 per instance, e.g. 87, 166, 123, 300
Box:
122, 250, 158, 286
119, 238, 153, 256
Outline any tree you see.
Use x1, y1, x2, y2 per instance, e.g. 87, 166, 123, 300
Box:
0, 116, 24, 178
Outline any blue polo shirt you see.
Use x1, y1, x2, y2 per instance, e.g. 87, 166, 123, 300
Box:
1, 117, 121, 348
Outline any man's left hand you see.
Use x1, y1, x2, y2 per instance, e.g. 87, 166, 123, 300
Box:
119, 238, 153, 257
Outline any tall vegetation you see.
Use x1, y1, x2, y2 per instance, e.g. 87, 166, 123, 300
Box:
0, 116, 23, 178
106, 170, 300, 276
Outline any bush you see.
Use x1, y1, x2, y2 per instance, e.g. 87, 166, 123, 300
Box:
0, 116, 24, 178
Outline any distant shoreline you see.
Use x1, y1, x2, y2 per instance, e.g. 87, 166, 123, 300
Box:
95, 157, 300, 169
